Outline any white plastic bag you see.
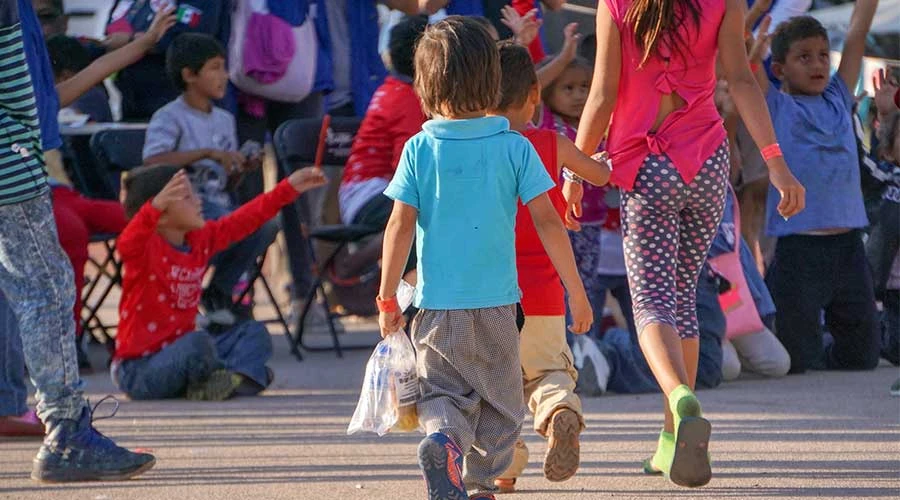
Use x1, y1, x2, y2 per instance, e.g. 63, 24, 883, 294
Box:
348, 281, 419, 436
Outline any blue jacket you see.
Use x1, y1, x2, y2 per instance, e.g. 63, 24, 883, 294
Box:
446, 0, 484, 15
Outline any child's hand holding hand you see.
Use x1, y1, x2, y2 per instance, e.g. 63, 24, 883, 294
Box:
567, 290, 593, 334
562, 180, 583, 231
151, 169, 191, 211
289, 167, 328, 193
560, 23, 581, 63
502, 6, 541, 47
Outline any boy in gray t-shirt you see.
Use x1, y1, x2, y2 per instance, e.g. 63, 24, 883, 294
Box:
143, 33, 273, 325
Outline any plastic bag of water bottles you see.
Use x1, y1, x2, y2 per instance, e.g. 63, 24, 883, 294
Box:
347, 281, 420, 436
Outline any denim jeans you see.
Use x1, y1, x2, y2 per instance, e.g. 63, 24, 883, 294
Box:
0, 192, 86, 421
201, 199, 279, 298
115, 321, 273, 400
597, 273, 726, 394
0, 290, 27, 417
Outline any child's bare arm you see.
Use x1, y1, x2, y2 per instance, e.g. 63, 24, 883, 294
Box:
526, 193, 592, 333
838, 0, 878, 91
56, 7, 176, 108
575, 3, 619, 157
746, 15, 772, 94
537, 23, 579, 90
556, 135, 610, 186
378, 201, 417, 337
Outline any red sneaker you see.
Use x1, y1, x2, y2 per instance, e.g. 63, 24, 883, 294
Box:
0, 410, 44, 438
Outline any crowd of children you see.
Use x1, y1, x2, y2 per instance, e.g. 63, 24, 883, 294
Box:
0, 0, 896, 497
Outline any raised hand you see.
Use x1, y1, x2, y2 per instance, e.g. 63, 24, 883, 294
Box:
873, 68, 900, 119
501, 6, 541, 47
560, 22, 581, 63
144, 5, 177, 45
151, 169, 192, 211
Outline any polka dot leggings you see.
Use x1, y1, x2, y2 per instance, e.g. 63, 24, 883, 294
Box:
621, 142, 729, 339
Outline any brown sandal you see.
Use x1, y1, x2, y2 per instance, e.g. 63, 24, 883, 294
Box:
543, 409, 581, 482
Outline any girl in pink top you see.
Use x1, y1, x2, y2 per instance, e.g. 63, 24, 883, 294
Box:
575, 0, 805, 488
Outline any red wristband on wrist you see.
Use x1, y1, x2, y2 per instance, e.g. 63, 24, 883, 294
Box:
376, 295, 399, 313
761, 143, 783, 162
749, 63, 760, 73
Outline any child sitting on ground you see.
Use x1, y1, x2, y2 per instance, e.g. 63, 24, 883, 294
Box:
44, 7, 176, 371
336, 15, 429, 281
755, 3, 881, 373
490, 40, 610, 493
376, 17, 593, 500
143, 33, 273, 326
112, 165, 326, 400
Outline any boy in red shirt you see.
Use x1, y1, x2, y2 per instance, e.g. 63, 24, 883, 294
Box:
112, 165, 325, 401
490, 41, 610, 492
336, 15, 428, 279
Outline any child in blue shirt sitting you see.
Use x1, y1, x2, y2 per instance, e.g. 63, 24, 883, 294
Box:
753, 1, 881, 374
375, 16, 592, 500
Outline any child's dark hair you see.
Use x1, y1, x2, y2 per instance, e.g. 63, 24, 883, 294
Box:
165, 33, 226, 91
414, 16, 500, 117
45, 35, 91, 79
495, 40, 537, 111
389, 15, 429, 79
123, 165, 182, 218
540, 56, 592, 107
771, 16, 829, 64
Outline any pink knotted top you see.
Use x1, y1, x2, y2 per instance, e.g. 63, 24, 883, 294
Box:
602, 0, 727, 191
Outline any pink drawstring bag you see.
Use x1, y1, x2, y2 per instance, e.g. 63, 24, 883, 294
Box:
707, 186, 765, 339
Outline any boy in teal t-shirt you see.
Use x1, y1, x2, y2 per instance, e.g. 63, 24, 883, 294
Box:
376, 17, 592, 499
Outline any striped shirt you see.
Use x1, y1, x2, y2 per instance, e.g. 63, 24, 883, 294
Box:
0, 0, 47, 206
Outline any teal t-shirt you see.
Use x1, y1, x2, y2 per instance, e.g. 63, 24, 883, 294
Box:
384, 116, 554, 309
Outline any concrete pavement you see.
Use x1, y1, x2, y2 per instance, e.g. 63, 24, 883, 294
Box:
1, 328, 898, 500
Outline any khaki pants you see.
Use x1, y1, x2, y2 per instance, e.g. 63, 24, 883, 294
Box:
521, 316, 583, 435
499, 316, 584, 481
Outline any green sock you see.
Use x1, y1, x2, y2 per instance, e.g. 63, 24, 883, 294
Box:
668, 384, 702, 434
642, 430, 674, 475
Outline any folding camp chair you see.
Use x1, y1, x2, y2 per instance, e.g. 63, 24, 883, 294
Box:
273, 117, 382, 360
